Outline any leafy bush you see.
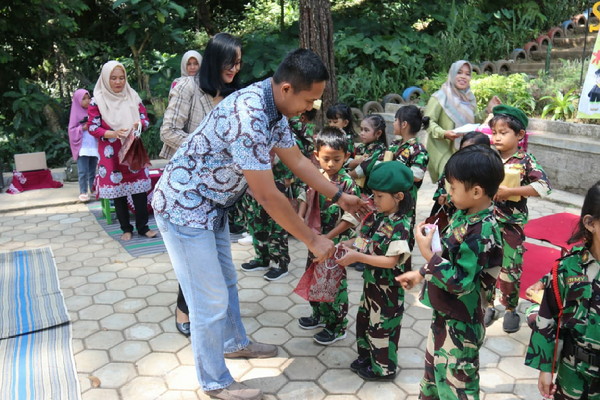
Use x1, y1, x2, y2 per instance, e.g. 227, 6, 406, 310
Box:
471, 73, 536, 114
0, 79, 70, 169
540, 89, 579, 120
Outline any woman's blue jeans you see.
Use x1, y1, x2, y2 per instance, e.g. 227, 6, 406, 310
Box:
155, 214, 249, 391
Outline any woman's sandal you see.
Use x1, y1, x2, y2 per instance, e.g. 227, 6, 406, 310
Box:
143, 229, 158, 238
121, 232, 133, 241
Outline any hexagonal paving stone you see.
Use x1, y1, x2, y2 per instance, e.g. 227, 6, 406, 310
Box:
238, 288, 267, 303
357, 381, 407, 400
136, 306, 171, 323
125, 323, 162, 341
398, 328, 425, 348
278, 381, 325, 400
485, 336, 526, 357
165, 365, 200, 391
284, 337, 323, 357
120, 376, 167, 400
136, 352, 179, 376
109, 340, 151, 362
118, 268, 147, 279
146, 292, 175, 306
105, 278, 137, 291
126, 285, 158, 298
282, 356, 326, 380
396, 348, 426, 370
93, 290, 126, 305
92, 362, 137, 389
498, 356, 539, 380
259, 296, 294, 311
256, 311, 293, 327
318, 369, 363, 394
74, 283, 105, 296
393, 368, 423, 396
72, 320, 100, 340
79, 304, 114, 320
88, 271, 118, 284
239, 302, 265, 318
100, 313, 137, 330
75, 349, 109, 373
252, 327, 291, 346
479, 368, 516, 393
317, 346, 357, 369
136, 273, 167, 286
114, 298, 148, 314
84, 330, 124, 350
155, 390, 199, 400
149, 333, 189, 352
81, 388, 120, 400
238, 367, 287, 395
65, 295, 94, 311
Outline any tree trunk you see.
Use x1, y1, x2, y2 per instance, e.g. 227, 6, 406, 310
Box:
299, 0, 337, 128
196, 0, 216, 35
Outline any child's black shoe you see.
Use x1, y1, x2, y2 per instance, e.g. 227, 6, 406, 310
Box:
350, 357, 370, 373
357, 365, 396, 381
263, 265, 288, 281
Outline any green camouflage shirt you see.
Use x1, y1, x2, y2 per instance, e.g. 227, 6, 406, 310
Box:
494, 150, 551, 227
383, 137, 429, 202
525, 246, 600, 376
357, 211, 411, 286
306, 169, 360, 243
419, 205, 503, 323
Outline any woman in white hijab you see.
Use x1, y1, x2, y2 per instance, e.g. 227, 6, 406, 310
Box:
424, 60, 501, 181
87, 60, 156, 241
170, 50, 202, 89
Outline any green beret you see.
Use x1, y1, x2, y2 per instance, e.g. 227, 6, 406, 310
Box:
492, 105, 528, 129
368, 161, 413, 193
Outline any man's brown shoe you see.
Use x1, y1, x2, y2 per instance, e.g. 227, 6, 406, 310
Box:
205, 382, 262, 400
224, 341, 277, 359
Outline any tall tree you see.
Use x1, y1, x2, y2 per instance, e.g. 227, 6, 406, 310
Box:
299, 0, 337, 126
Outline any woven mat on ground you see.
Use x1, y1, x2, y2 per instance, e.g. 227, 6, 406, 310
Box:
88, 202, 166, 257
0, 247, 80, 400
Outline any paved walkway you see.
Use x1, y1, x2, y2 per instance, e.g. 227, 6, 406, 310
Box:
0, 171, 584, 400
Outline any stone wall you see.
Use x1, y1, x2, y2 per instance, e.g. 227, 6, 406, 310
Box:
527, 119, 600, 195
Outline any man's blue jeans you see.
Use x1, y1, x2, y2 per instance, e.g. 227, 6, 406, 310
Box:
155, 214, 250, 391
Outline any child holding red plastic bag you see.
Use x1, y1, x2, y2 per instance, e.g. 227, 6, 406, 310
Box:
337, 161, 413, 381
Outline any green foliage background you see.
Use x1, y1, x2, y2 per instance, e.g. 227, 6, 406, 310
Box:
0, 0, 587, 168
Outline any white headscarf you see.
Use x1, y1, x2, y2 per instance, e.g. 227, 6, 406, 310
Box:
432, 60, 477, 127
180, 50, 202, 77
93, 60, 142, 131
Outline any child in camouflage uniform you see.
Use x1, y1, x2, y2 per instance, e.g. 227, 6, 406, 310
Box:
430, 131, 491, 221
337, 161, 413, 381
485, 105, 551, 333
289, 109, 317, 161
525, 181, 600, 400
297, 127, 360, 345
240, 155, 293, 281
348, 114, 388, 192
397, 145, 505, 399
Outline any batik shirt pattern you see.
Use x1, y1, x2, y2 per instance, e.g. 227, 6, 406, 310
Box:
152, 78, 295, 230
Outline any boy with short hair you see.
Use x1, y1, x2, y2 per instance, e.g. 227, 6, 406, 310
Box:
397, 145, 504, 399
297, 127, 361, 345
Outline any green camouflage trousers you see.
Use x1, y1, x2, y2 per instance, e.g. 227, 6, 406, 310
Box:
553, 356, 600, 400
356, 282, 404, 376
310, 277, 348, 336
245, 195, 290, 267
420, 311, 484, 400
489, 224, 524, 310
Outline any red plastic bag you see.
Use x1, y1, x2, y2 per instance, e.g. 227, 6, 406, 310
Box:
294, 245, 347, 302
118, 131, 151, 170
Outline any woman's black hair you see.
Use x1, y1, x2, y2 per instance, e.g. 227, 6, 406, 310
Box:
489, 114, 525, 133
326, 103, 356, 138
394, 105, 430, 135
362, 114, 388, 146
198, 32, 242, 98
314, 126, 348, 153
568, 180, 600, 244
460, 131, 490, 148
444, 144, 504, 198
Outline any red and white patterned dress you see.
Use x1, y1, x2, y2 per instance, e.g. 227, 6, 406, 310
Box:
87, 99, 151, 199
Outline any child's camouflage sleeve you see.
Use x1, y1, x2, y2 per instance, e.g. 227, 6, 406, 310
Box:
432, 175, 446, 202
525, 153, 551, 197
407, 142, 429, 182
339, 172, 361, 227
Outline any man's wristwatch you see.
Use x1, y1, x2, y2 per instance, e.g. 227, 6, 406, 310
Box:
331, 188, 343, 203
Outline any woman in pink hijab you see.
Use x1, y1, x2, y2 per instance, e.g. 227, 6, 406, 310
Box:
68, 89, 99, 202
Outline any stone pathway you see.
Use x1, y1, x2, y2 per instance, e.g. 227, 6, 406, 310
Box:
0, 176, 583, 399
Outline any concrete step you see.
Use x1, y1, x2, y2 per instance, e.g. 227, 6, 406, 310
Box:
530, 47, 592, 61
553, 34, 597, 48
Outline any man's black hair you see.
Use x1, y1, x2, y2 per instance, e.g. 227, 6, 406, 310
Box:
198, 32, 242, 98
273, 48, 329, 93
444, 145, 504, 198
314, 127, 348, 153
